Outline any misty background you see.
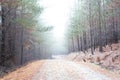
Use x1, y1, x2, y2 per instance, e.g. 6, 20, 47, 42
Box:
38, 0, 75, 55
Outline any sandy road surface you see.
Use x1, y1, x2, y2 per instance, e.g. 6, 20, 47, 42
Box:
32, 60, 120, 80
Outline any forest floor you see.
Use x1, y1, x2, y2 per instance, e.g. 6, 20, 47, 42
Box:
66, 43, 120, 74
0, 60, 44, 80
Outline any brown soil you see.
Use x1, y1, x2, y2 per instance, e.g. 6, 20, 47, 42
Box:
0, 60, 44, 80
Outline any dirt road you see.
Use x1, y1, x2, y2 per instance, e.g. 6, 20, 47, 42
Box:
31, 60, 120, 80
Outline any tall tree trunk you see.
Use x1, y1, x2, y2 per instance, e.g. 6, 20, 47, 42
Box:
77, 35, 80, 51
0, 3, 6, 65
89, 1, 94, 54
98, 0, 103, 52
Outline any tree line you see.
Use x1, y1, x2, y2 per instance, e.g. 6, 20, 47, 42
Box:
67, 0, 120, 54
0, 0, 52, 67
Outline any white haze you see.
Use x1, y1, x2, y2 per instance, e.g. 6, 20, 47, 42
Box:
38, 0, 75, 54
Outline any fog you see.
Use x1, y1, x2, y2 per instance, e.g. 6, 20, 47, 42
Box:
38, 0, 75, 55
